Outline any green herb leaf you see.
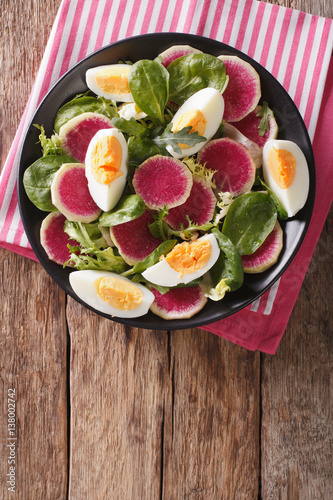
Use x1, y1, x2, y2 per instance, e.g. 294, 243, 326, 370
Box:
54, 94, 118, 132
256, 101, 274, 137
99, 195, 146, 227
210, 228, 244, 291
168, 53, 228, 105
129, 59, 169, 125
23, 154, 79, 211
34, 125, 65, 157
111, 116, 147, 137
222, 192, 277, 255
67, 247, 126, 273
152, 123, 206, 155
64, 221, 127, 272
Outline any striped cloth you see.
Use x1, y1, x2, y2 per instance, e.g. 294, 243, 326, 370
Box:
0, 0, 332, 352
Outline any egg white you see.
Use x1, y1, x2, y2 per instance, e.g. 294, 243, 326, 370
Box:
262, 139, 309, 218
85, 128, 128, 212
166, 88, 225, 159
86, 64, 133, 102
69, 270, 155, 318
118, 102, 147, 120
142, 233, 220, 287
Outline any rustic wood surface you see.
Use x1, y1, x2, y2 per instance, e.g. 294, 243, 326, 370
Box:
0, 1, 331, 499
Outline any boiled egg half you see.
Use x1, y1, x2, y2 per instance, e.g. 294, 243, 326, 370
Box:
142, 233, 220, 287
85, 128, 128, 212
262, 139, 309, 217
167, 87, 224, 159
69, 270, 155, 318
86, 64, 133, 102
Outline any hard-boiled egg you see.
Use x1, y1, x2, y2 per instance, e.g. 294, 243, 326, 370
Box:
262, 139, 309, 217
69, 270, 155, 318
85, 128, 128, 212
142, 233, 220, 287
166, 88, 224, 159
118, 102, 147, 120
86, 64, 133, 102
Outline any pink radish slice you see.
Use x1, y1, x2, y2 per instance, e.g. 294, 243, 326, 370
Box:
197, 137, 256, 197
132, 155, 193, 210
40, 212, 77, 266
223, 122, 262, 169
165, 175, 216, 230
110, 210, 163, 265
232, 106, 278, 148
242, 221, 283, 273
51, 163, 101, 223
59, 112, 114, 162
150, 286, 207, 319
218, 56, 261, 122
157, 45, 202, 67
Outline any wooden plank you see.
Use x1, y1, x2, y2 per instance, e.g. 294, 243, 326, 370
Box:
162, 329, 261, 499
261, 208, 333, 499
67, 298, 170, 499
0, 254, 68, 499
0, 1, 67, 499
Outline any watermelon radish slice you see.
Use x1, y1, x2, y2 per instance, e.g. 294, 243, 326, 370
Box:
157, 45, 202, 67
51, 163, 102, 223
223, 122, 262, 168
150, 285, 207, 319
40, 212, 78, 266
197, 137, 256, 197
110, 210, 163, 265
132, 155, 193, 210
59, 112, 114, 162
165, 175, 216, 230
232, 105, 278, 148
242, 221, 283, 273
218, 55, 261, 122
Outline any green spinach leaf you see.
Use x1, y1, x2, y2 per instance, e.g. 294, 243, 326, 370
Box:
222, 192, 277, 255
99, 195, 146, 227
54, 94, 117, 132
128, 59, 169, 125
23, 155, 79, 212
168, 53, 228, 105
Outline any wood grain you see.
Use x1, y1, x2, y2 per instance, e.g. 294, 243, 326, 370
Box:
66, 299, 169, 499
0, 1, 67, 499
261, 209, 333, 500
162, 330, 260, 499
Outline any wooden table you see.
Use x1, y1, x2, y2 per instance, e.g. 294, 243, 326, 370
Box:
1, 1, 332, 498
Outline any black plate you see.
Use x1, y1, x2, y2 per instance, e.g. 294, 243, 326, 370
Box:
18, 33, 315, 330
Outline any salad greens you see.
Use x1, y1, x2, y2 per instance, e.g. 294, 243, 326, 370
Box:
54, 93, 118, 132
128, 59, 170, 125
167, 53, 229, 104
23, 154, 79, 212
99, 194, 146, 227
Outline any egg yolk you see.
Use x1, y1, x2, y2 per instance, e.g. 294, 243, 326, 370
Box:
95, 67, 131, 96
90, 135, 123, 185
166, 239, 212, 276
95, 277, 143, 311
172, 109, 207, 148
268, 147, 296, 189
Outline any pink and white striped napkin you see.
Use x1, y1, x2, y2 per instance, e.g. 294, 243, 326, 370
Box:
1, 0, 332, 353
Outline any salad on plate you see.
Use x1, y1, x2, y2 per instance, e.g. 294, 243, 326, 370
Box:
23, 44, 310, 321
